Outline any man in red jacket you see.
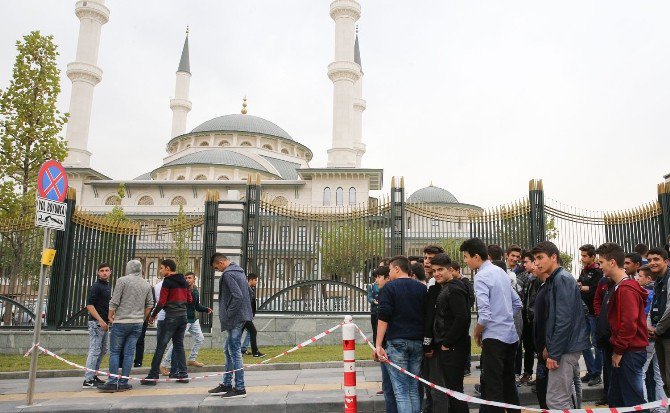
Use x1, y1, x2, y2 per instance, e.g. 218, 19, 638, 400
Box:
598, 243, 649, 409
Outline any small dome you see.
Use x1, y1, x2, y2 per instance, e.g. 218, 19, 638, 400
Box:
191, 114, 293, 141
408, 185, 459, 204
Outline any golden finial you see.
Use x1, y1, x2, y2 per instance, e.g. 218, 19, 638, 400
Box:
241, 96, 248, 115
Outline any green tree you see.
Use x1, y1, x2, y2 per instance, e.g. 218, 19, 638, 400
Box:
170, 205, 191, 273
105, 184, 127, 221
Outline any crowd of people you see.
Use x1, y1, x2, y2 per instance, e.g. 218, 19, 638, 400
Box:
370, 239, 670, 413
82, 253, 263, 399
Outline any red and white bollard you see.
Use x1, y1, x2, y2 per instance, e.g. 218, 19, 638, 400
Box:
342, 315, 357, 412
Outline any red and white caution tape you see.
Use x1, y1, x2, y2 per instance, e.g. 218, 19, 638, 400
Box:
23, 322, 343, 383
354, 324, 670, 413
23, 343, 39, 357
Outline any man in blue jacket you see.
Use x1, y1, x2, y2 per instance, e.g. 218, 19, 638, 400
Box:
207, 253, 253, 399
531, 241, 589, 410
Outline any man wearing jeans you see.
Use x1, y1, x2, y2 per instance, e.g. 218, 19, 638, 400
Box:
463, 238, 522, 413
375, 255, 426, 413
83, 263, 112, 388
208, 253, 253, 399
97, 260, 154, 392
577, 244, 604, 386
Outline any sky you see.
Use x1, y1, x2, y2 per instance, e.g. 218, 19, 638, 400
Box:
1, 1, 669, 211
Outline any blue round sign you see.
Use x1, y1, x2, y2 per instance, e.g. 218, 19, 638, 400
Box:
37, 160, 68, 202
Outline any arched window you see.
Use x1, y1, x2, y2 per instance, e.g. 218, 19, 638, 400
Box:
348, 187, 356, 205
272, 196, 288, 207
217, 175, 229, 180
323, 187, 331, 206
176, 175, 186, 180
194, 174, 207, 180
199, 141, 210, 146
138, 195, 154, 206
105, 195, 120, 206
281, 148, 289, 154
240, 141, 252, 147
148, 261, 157, 277
218, 140, 230, 147
171, 196, 186, 206
336, 187, 344, 206
262, 144, 273, 150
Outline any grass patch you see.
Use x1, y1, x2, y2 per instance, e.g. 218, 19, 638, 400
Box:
0, 340, 481, 373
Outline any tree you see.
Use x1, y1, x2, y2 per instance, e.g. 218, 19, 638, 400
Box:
170, 205, 191, 274
105, 184, 127, 221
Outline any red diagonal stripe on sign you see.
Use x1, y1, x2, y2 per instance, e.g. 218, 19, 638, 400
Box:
44, 168, 65, 199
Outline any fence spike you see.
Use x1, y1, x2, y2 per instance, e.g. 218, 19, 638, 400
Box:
391, 176, 396, 189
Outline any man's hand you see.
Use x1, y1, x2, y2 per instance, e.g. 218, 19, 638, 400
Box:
542, 347, 548, 360
648, 326, 656, 339
149, 316, 156, 325
99, 321, 108, 331
375, 345, 388, 362
373, 299, 378, 305
207, 308, 213, 314
546, 357, 559, 370
612, 353, 622, 368
424, 349, 434, 358
372, 350, 379, 362
108, 313, 115, 325
473, 324, 484, 347
440, 345, 450, 351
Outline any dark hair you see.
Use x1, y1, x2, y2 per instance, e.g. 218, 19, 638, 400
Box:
161, 259, 177, 272
639, 265, 651, 276
408, 255, 424, 263
411, 262, 426, 281
389, 255, 411, 275
595, 243, 625, 268
459, 238, 488, 261
521, 252, 534, 261
379, 257, 390, 267
624, 252, 642, 266
184, 271, 195, 277
423, 245, 445, 255
531, 241, 560, 261
430, 253, 452, 267
247, 273, 259, 280
633, 243, 649, 256
487, 244, 503, 261
373, 266, 390, 278
210, 252, 229, 266
506, 244, 522, 255
97, 262, 111, 271
446, 261, 461, 272
648, 247, 669, 260
579, 244, 596, 257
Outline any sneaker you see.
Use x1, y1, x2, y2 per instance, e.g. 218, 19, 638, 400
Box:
187, 360, 204, 367
221, 388, 247, 399
140, 376, 158, 386
175, 376, 190, 384
580, 373, 591, 383
208, 383, 232, 395
82, 379, 96, 389
117, 383, 132, 392
463, 368, 471, 377
376, 390, 384, 395
520, 373, 532, 384
160, 366, 170, 376
595, 397, 608, 406
475, 364, 482, 370
243, 351, 252, 356
92, 376, 106, 385
473, 384, 481, 396
253, 352, 266, 358
97, 382, 119, 393
588, 376, 602, 386
133, 362, 142, 367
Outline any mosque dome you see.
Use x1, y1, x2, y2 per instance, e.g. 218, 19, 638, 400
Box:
190, 114, 293, 141
159, 149, 268, 172
407, 184, 459, 204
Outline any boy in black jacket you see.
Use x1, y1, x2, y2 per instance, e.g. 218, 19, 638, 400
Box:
429, 253, 471, 413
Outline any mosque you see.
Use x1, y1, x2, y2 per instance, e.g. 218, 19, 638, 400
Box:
61, 0, 480, 216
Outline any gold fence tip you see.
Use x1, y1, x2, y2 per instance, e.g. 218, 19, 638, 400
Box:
538, 179, 544, 190
400, 176, 405, 189
391, 176, 396, 189
207, 190, 220, 202
256, 173, 261, 185
529, 179, 535, 191
66, 187, 77, 201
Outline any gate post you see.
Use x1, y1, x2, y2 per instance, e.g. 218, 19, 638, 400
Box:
342, 315, 357, 413
390, 177, 405, 256
243, 175, 261, 275
529, 179, 546, 246
47, 187, 76, 328
658, 182, 670, 247
200, 190, 219, 332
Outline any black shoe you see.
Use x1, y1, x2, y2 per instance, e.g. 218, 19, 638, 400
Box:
475, 364, 482, 370
253, 352, 266, 358
580, 373, 591, 383
92, 376, 106, 385
97, 382, 119, 393
588, 376, 602, 386
117, 383, 132, 392
140, 376, 157, 386
82, 379, 96, 389
221, 388, 247, 399
464, 368, 471, 377
175, 376, 190, 383
208, 383, 232, 395
133, 362, 142, 367
473, 384, 481, 396
595, 398, 608, 406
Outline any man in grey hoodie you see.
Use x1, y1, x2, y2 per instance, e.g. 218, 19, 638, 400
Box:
97, 260, 154, 392
207, 253, 253, 399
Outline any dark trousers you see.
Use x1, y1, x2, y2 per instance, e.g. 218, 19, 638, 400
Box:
603, 345, 613, 401
479, 338, 521, 413
371, 313, 378, 346
520, 319, 535, 375
608, 350, 648, 412
243, 320, 259, 354
148, 315, 188, 378
431, 342, 470, 413
535, 360, 549, 409
133, 320, 149, 365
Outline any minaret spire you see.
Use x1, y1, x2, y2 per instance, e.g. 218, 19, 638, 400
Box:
170, 27, 193, 138
352, 25, 366, 166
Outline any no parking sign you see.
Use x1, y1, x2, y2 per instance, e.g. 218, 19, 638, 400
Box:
35, 160, 68, 231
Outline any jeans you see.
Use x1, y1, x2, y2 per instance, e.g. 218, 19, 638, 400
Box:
479, 338, 520, 413
108, 322, 143, 385
547, 351, 581, 409
162, 319, 205, 372
381, 362, 398, 413
385, 338, 423, 413
240, 320, 259, 355
85, 320, 108, 380
643, 341, 666, 413
148, 315, 187, 378
222, 322, 246, 390
582, 315, 603, 377
609, 350, 647, 411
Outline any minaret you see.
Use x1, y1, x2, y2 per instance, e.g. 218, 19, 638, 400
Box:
63, 0, 110, 168
170, 27, 192, 138
327, 0, 362, 168
352, 28, 366, 167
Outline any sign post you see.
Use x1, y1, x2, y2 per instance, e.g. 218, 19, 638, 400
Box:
25, 160, 68, 407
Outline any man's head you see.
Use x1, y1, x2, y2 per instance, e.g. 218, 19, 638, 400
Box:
595, 243, 625, 279
388, 256, 411, 280
431, 253, 453, 285
247, 273, 258, 288
579, 244, 596, 267
624, 253, 642, 277
408, 256, 423, 265
374, 266, 391, 288
648, 247, 669, 277
633, 243, 649, 258
185, 271, 196, 287
410, 262, 426, 283
159, 259, 177, 277
460, 238, 488, 271
638, 265, 653, 286
522, 252, 536, 275
531, 241, 561, 277
379, 258, 390, 267
505, 245, 522, 269
446, 261, 461, 279
97, 262, 111, 282
423, 245, 445, 276
126, 259, 142, 276
210, 253, 230, 272
487, 244, 503, 261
